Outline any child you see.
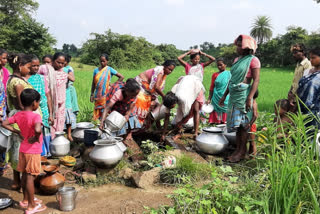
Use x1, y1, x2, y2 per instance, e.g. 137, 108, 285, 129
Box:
206, 59, 231, 124
2, 88, 47, 213
90, 54, 124, 121
63, 55, 79, 142
247, 90, 259, 157
26, 55, 53, 156
273, 99, 294, 138
41, 54, 52, 65
51, 52, 68, 139
177, 49, 215, 82
99, 78, 141, 161
0, 48, 10, 88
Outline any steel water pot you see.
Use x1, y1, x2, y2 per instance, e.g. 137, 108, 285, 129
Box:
72, 122, 95, 142
196, 127, 229, 155
89, 139, 124, 168
103, 111, 127, 136
56, 187, 78, 212
50, 132, 70, 157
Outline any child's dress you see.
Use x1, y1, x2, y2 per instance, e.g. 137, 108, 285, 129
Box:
185, 63, 205, 82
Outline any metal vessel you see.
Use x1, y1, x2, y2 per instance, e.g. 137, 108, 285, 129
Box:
196, 127, 229, 154
50, 132, 70, 157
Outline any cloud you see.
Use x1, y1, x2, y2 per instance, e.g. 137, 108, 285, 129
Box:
80, 20, 88, 26
164, 0, 185, 6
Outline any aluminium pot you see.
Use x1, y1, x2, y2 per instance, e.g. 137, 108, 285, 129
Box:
50, 132, 70, 157
56, 187, 78, 212
103, 111, 127, 136
196, 127, 229, 155
151, 105, 168, 121
72, 122, 95, 142
89, 139, 124, 169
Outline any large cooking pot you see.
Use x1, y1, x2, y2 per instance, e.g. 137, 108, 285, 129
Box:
223, 129, 236, 145
89, 139, 124, 168
50, 132, 70, 157
103, 111, 127, 136
196, 127, 229, 155
72, 122, 95, 142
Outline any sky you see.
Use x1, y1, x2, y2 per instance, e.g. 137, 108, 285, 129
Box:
35, 0, 320, 50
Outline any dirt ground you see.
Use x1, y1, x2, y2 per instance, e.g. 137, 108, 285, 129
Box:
0, 168, 173, 214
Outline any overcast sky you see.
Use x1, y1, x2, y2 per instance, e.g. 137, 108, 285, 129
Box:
35, 0, 320, 50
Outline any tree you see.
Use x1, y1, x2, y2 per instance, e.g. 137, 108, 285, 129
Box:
250, 16, 273, 45
0, 0, 55, 56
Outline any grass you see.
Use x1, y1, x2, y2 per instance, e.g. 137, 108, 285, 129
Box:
70, 61, 294, 122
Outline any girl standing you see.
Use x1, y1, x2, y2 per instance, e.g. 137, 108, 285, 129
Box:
207, 59, 231, 124
25, 55, 53, 156
6, 53, 34, 190
50, 53, 68, 138
63, 55, 79, 142
90, 54, 124, 121
178, 49, 215, 82
0, 48, 10, 89
297, 47, 320, 129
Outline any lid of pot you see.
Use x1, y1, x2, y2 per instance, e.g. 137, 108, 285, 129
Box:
76, 122, 95, 129
202, 127, 224, 133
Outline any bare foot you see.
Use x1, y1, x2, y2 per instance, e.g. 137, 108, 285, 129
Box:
172, 134, 182, 141
228, 153, 245, 163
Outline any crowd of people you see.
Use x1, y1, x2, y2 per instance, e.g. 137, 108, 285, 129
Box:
0, 34, 320, 213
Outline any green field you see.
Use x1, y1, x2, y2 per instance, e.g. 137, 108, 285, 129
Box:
71, 61, 294, 121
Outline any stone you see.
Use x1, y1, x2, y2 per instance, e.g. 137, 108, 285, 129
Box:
81, 172, 97, 183
119, 167, 134, 179
132, 167, 161, 189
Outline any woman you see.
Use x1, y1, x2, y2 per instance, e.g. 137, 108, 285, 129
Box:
161, 75, 205, 141
207, 59, 231, 124
99, 79, 142, 161
25, 55, 53, 156
6, 53, 34, 190
90, 54, 124, 121
297, 47, 320, 129
219, 35, 260, 162
132, 60, 176, 124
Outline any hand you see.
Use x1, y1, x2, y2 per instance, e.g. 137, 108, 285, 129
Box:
125, 115, 130, 121
219, 97, 225, 107
206, 100, 211, 105
187, 50, 192, 55
287, 91, 295, 106
246, 97, 253, 112
99, 122, 104, 131
199, 51, 204, 55
28, 136, 39, 144
90, 95, 94, 103
160, 135, 166, 142
48, 116, 54, 126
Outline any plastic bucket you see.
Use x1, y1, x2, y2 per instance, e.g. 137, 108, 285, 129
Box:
84, 130, 99, 147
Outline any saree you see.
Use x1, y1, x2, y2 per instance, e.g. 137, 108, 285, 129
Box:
63, 65, 79, 113
93, 66, 111, 120
227, 55, 254, 132
132, 66, 166, 123
297, 70, 320, 128
212, 70, 231, 113
28, 74, 51, 156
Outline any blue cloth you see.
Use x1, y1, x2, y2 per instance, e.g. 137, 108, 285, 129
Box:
93, 67, 117, 79
297, 70, 320, 128
41, 126, 51, 156
113, 116, 142, 136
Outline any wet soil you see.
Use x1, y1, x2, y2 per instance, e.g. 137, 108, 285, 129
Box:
0, 168, 173, 214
